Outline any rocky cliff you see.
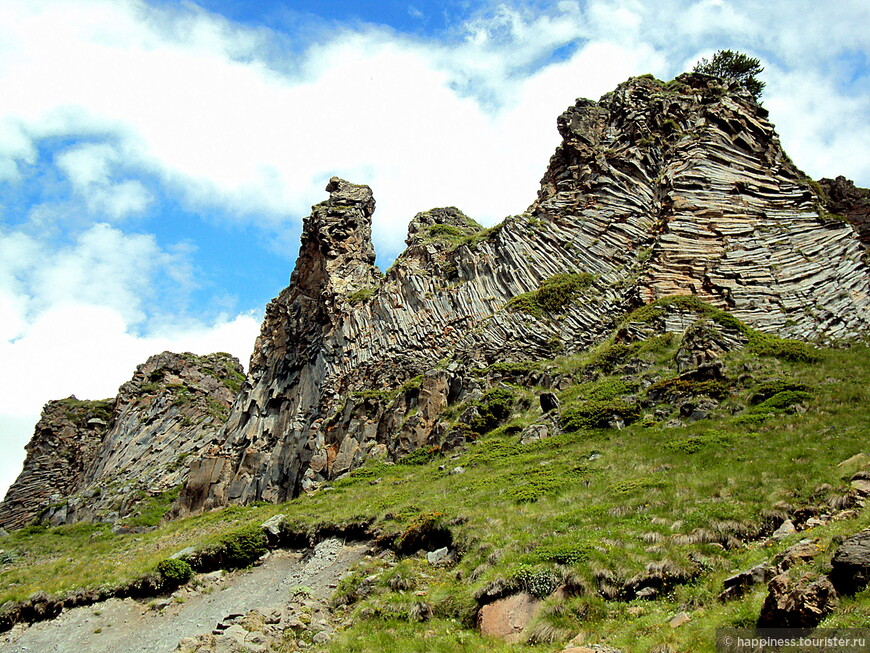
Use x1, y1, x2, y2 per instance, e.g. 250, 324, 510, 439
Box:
0, 352, 243, 529
819, 175, 870, 247
178, 72, 870, 515
0, 399, 111, 530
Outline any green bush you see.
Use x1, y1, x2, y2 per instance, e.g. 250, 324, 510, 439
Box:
469, 387, 515, 434
530, 541, 592, 565
663, 431, 733, 454
218, 525, 268, 568
647, 377, 730, 401
750, 380, 811, 405
747, 332, 820, 362
346, 287, 377, 305
156, 558, 193, 586
750, 390, 813, 414
692, 49, 765, 100
397, 446, 441, 466
509, 564, 560, 599
560, 399, 640, 431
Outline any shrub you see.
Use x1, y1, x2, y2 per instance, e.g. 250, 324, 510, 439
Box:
509, 564, 560, 599
346, 287, 377, 305
747, 332, 820, 362
530, 541, 592, 566
156, 559, 193, 586
692, 49, 765, 100
750, 380, 811, 405
397, 446, 441, 466
217, 525, 268, 568
394, 511, 451, 554
647, 377, 730, 401
561, 399, 641, 431
505, 272, 595, 318
469, 387, 515, 434
750, 390, 813, 414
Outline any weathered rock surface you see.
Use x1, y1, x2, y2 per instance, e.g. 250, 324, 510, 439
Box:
0, 352, 243, 529
829, 527, 870, 595
180, 73, 870, 514
477, 592, 542, 643
819, 175, 870, 247
757, 573, 838, 628
0, 398, 110, 530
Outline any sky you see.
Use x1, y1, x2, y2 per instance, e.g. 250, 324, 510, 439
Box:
0, 0, 868, 501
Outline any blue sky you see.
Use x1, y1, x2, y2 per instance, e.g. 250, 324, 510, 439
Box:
0, 0, 868, 499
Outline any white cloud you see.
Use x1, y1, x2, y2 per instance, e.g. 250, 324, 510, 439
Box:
1, 0, 866, 246
0, 222, 261, 501
55, 143, 152, 219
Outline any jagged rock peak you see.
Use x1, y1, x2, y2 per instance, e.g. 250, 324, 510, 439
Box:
295, 177, 380, 297
0, 397, 111, 530
118, 351, 243, 401
818, 176, 870, 247
179, 72, 870, 516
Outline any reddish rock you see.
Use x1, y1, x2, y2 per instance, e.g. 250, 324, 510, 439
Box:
477, 592, 542, 643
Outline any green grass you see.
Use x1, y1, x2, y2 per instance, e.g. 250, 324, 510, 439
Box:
505, 272, 595, 319
346, 287, 377, 305
1, 309, 869, 650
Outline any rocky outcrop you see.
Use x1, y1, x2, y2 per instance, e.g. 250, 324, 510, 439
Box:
180, 73, 870, 515
757, 573, 838, 628
829, 527, 870, 595
0, 352, 243, 529
818, 175, 870, 247
0, 398, 111, 530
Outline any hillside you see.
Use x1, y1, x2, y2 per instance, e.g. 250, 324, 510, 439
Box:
1, 69, 870, 652
1, 310, 869, 651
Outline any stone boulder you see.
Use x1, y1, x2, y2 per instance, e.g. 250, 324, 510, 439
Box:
757, 573, 838, 628
477, 592, 542, 643
829, 528, 870, 595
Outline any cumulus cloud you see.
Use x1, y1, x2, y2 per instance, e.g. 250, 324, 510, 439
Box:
2, 0, 867, 245
55, 143, 152, 219
0, 221, 260, 499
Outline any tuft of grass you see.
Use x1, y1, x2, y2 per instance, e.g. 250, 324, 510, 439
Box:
346, 287, 377, 305
505, 272, 595, 318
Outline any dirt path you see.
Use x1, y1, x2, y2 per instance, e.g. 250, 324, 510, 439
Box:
1, 539, 366, 653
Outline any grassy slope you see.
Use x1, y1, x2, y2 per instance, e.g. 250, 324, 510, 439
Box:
1, 329, 869, 652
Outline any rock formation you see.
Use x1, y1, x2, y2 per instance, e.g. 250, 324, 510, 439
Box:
179, 72, 870, 515
0, 352, 243, 529
818, 175, 870, 247
0, 399, 110, 530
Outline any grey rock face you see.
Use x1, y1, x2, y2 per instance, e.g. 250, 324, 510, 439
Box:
180, 74, 870, 514
829, 527, 870, 595
0, 351, 243, 529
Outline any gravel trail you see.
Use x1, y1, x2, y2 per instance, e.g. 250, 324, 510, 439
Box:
1, 539, 365, 653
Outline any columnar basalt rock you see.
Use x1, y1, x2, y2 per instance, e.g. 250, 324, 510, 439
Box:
0, 399, 110, 530
0, 352, 243, 528
818, 175, 870, 247
179, 75, 870, 514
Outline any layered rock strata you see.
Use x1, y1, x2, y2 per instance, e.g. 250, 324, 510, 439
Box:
819, 175, 870, 247
0, 352, 243, 528
180, 73, 870, 514
0, 399, 110, 530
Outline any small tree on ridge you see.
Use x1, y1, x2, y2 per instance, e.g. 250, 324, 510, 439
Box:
693, 49, 765, 100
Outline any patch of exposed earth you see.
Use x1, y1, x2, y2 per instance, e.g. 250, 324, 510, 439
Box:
0, 538, 366, 653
